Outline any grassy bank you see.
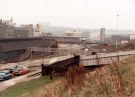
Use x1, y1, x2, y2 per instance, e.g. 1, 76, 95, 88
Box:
1, 55, 135, 97
21, 55, 135, 97
0, 76, 55, 97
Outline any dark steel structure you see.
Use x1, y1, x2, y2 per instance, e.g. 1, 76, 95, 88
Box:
42, 55, 80, 76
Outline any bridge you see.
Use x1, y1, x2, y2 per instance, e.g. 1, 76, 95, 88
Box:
43, 36, 102, 44
0, 36, 103, 62
41, 50, 135, 76
29, 47, 135, 67
0, 38, 58, 62
80, 51, 134, 66
29, 47, 82, 55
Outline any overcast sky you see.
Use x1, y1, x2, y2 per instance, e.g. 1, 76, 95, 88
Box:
0, 0, 135, 30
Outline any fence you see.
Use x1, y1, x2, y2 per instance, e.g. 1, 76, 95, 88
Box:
80, 53, 132, 66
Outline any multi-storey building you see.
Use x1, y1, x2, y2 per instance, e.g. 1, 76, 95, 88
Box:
0, 19, 34, 38
0, 19, 15, 38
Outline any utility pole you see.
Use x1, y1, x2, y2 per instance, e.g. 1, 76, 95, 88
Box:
116, 14, 119, 49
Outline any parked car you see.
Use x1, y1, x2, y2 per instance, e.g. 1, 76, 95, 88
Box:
8, 65, 23, 73
0, 70, 12, 81
13, 67, 29, 76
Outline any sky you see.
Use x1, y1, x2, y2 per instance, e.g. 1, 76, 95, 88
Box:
0, 0, 135, 30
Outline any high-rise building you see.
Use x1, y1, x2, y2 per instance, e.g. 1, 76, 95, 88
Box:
100, 28, 106, 43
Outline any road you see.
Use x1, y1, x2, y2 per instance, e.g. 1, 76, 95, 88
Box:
0, 70, 41, 92
0, 55, 73, 70
81, 50, 135, 66
0, 50, 134, 92
0, 55, 74, 92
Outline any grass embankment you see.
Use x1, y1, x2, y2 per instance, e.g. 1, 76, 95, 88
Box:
0, 76, 56, 97
1, 55, 135, 97
22, 55, 135, 97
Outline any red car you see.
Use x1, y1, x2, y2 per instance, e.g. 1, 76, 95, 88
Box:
14, 67, 29, 76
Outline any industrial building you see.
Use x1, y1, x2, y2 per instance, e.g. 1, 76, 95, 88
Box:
0, 19, 15, 38
0, 38, 58, 62
0, 19, 34, 38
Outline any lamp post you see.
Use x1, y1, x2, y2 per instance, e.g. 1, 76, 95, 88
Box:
116, 14, 119, 49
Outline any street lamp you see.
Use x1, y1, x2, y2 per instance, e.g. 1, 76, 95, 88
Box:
116, 14, 119, 49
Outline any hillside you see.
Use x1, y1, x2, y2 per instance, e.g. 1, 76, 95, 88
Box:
1, 55, 135, 97
20, 55, 135, 97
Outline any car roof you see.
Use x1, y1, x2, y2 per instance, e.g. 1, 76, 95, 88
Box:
9, 65, 23, 69
0, 70, 10, 73
0, 73, 5, 76
0, 72, 5, 74
9, 65, 28, 70
14, 65, 22, 67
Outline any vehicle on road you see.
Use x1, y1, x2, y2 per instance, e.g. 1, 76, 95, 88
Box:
0, 70, 12, 81
8, 65, 23, 73
13, 67, 29, 76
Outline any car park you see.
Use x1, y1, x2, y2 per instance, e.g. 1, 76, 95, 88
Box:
0, 70, 12, 81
